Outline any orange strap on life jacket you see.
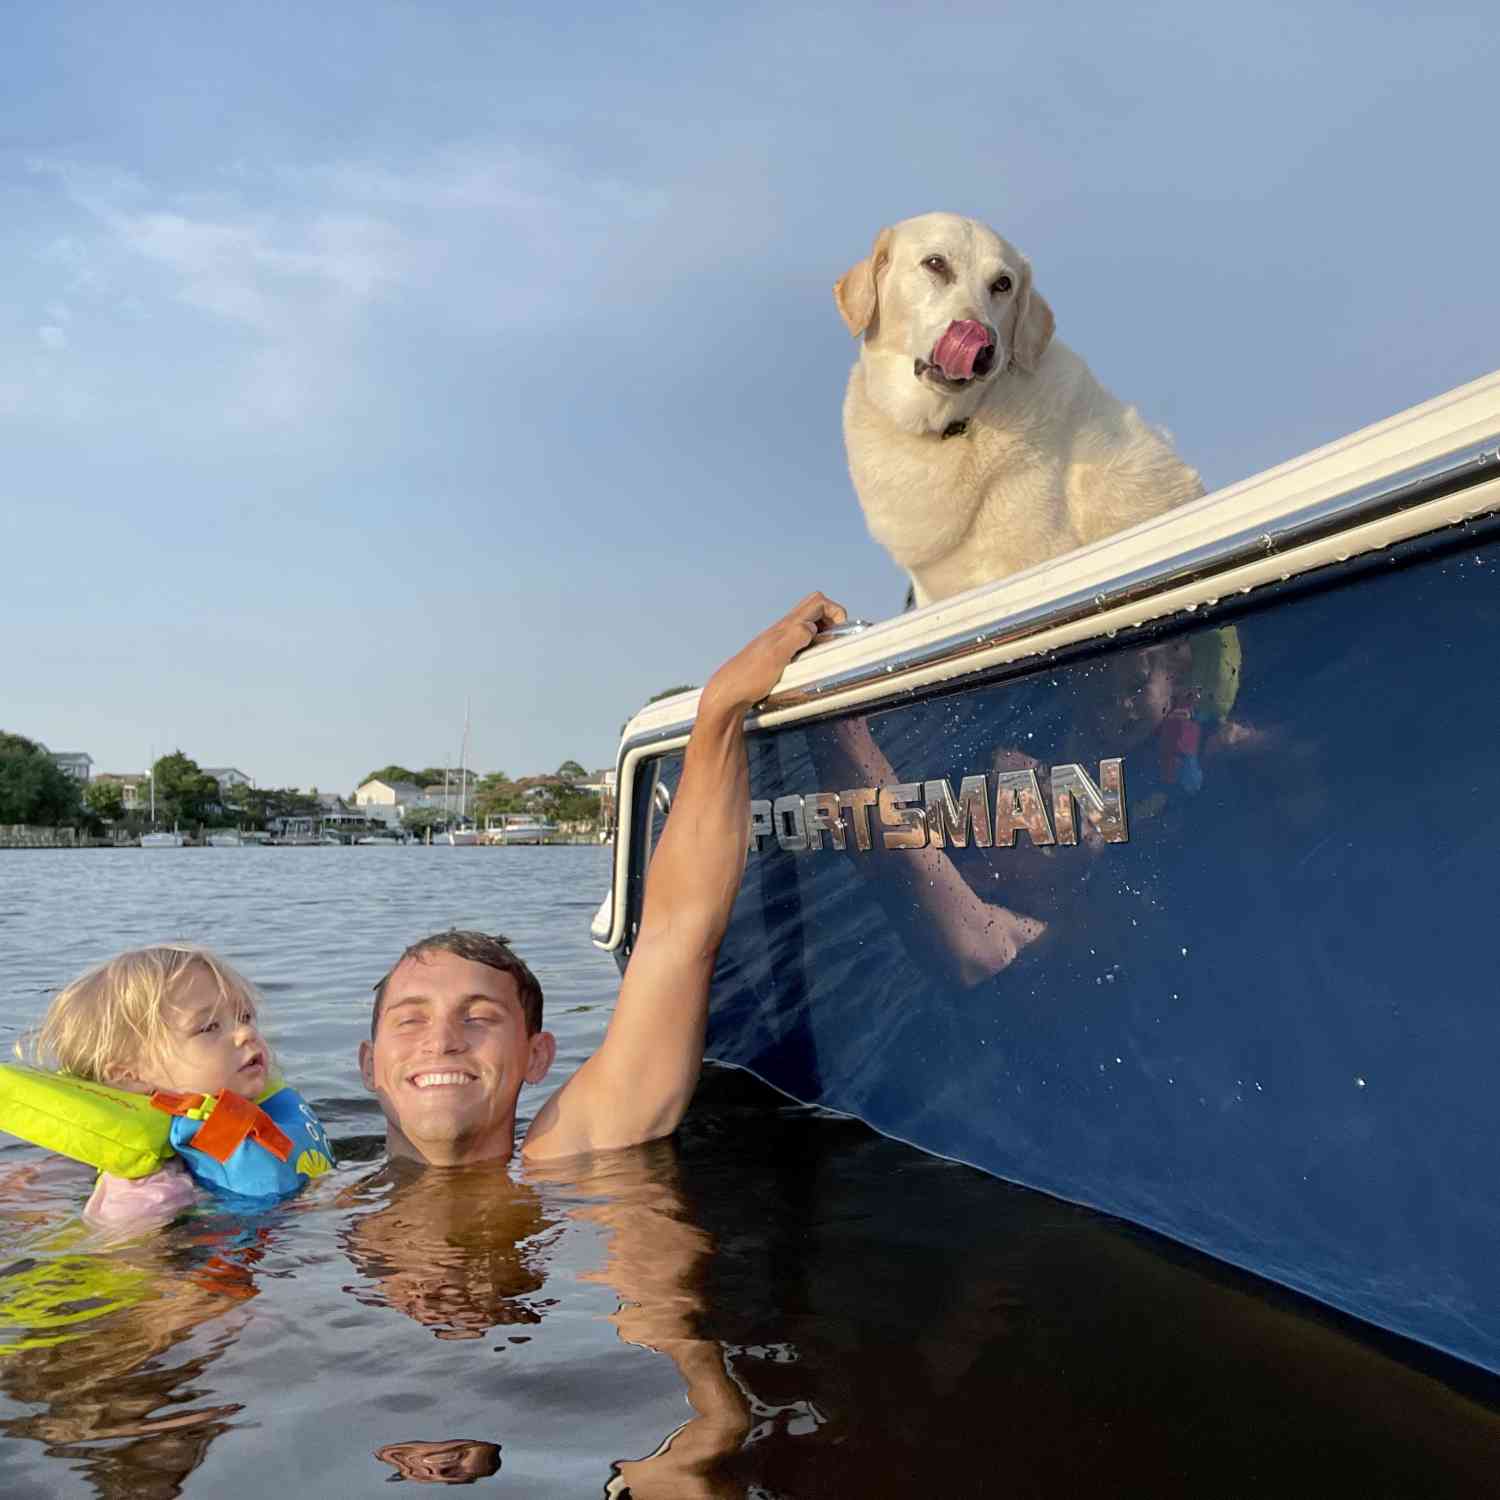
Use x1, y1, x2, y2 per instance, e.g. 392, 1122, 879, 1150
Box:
150, 1088, 294, 1164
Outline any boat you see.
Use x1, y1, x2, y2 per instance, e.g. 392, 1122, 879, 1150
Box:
439, 702, 480, 845
139, 763, 184, 847
597, 370, 1500, 1377
356, 833, 400, 845
206, 831, 244, 847
484, 814, 555, 845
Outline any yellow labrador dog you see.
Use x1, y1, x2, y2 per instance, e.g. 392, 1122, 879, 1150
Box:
835, 212, 1203, 607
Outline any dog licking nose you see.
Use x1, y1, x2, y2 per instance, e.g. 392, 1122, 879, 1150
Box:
930, 320, 994, 382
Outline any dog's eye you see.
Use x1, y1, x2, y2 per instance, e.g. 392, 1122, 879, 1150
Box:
990, 275, 1014, 295
922, 255, 948, 275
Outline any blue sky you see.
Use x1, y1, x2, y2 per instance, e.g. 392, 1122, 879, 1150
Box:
4, 1, 1495, 792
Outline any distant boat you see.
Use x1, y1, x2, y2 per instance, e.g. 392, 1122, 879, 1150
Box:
140, 764, 183, 846
206, 831, 244, 847
356, 833, 400, 846
485, 814, 555, 846
438, 702, 480, 845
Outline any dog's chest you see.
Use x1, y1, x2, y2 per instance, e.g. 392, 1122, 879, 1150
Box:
847, 405, 1065, 559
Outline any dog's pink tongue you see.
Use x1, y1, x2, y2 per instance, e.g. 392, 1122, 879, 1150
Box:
931, 320, 991, 380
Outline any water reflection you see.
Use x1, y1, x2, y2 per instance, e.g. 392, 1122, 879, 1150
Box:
373, 1439, 503, 1484
342, 1142, 751, 1498
339, 1160, 555, 1340
533, 1144, 751, 1500
0, 1163, 263, 1499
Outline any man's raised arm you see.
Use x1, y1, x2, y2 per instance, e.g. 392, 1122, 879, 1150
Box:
523, 592, 845, 1160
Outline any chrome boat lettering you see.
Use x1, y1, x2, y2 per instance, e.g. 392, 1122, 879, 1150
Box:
749, 758, 1128, 854
924, 775, 992, 848
773, 794, 808, 852
1052, 758, 1127, 845
803, 792, 846, 851
994, 769, 1055, 848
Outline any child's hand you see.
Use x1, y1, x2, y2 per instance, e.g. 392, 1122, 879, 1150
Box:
84, 1160, 197, 1228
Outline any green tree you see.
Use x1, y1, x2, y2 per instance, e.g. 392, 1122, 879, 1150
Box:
539, 784, 602, 824
84, 780, 126, 821
361, 765, 418, 788
402, 805, 449, 837
150, 751, 220, 826
0, 733, 82, 825
556, 759, 588, 783
474, 772, 524, 818
416, 766, 452, 788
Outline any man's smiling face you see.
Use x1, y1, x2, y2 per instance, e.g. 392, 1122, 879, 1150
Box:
359, 951, 555, 1166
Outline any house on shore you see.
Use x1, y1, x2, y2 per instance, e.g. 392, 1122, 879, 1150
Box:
49, 751, 93, 782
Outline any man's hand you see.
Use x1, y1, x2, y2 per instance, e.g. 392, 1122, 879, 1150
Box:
698, 592, 847, 722
523, 591, 846, 1162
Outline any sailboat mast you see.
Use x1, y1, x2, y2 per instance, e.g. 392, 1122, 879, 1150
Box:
460, 699, 470, 821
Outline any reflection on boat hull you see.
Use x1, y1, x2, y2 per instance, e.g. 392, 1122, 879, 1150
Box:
605, 372, 1500, 1377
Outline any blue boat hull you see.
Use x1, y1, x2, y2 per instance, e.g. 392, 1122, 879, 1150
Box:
621, 518, 1500, 1374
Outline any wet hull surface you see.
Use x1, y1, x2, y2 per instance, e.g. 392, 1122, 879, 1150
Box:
630, 517, 1500, 1375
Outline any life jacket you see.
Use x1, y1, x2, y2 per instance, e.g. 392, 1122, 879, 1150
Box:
0, 1063, 334, 1199
156, 1084, 335, 1198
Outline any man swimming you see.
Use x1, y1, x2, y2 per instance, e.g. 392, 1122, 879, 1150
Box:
358, 592, 846, 1165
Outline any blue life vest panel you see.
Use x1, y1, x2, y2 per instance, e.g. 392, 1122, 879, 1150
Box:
171, 1086, 335, 1199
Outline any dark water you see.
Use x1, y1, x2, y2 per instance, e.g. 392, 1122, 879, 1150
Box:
2, 847, 1499, 1498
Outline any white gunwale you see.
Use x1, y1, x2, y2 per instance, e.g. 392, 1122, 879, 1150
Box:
596, 369, 1500, 950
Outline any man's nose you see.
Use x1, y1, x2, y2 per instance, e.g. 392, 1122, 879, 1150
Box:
425, 1017, 468, 1053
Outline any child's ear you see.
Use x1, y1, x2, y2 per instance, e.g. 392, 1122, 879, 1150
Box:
103, 1062, 151, 1096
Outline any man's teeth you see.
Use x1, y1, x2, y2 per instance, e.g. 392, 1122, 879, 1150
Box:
412, 1072, 474, 1088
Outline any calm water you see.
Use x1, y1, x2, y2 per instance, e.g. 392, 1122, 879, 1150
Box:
3, 847, 1499, 1498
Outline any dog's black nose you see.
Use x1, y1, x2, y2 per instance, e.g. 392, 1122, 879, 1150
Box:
972, 343, 995, 378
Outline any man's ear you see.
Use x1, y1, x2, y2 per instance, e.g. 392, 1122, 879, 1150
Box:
358, 1039, 377, 1092
833, 226, 893, 337
525, 1030, 557, 1086
1010, 261, 1055, 372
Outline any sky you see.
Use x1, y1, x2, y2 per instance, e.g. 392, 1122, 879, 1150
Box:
3, 1, 1495, 794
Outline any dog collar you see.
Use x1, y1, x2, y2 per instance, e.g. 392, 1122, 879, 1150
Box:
941, 420, 969, 440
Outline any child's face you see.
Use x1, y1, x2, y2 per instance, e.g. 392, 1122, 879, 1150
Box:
143, 967, 270, 1099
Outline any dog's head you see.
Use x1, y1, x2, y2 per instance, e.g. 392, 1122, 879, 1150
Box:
834, 213, 1055, 434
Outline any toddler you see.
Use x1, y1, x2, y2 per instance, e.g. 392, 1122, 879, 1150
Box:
26, 943, 332, 1225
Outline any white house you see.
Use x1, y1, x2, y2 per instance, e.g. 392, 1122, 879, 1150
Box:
50, 751, 93, 782
355, 778, 424, 808
203, 767, 253, 791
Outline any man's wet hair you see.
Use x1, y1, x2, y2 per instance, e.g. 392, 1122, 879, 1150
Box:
371, 930, 544, 1037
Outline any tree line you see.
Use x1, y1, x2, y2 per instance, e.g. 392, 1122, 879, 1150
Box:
363, 760, 602, 832
1, 733, 607, 834
0, 736, 323, 833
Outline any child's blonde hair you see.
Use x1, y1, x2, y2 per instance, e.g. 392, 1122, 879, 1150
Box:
25, 944, 265, 1084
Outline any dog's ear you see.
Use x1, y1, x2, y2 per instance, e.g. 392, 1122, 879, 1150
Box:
833, 227, 893, 338
1010, 262, 1056, 372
